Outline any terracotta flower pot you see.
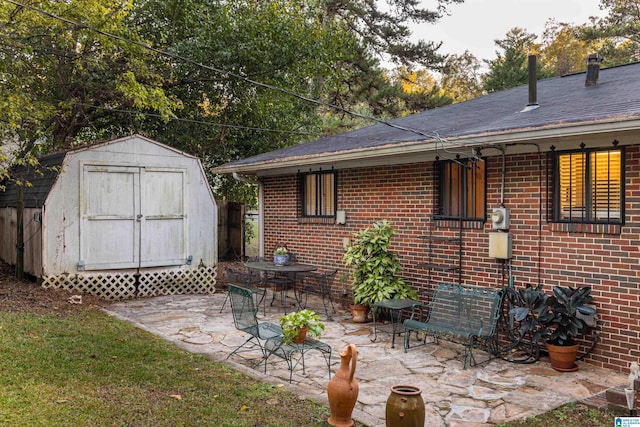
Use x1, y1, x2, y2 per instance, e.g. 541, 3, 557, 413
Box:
292, 327, 308, 344
349, 304, 369, 323
546, 342, 579, 372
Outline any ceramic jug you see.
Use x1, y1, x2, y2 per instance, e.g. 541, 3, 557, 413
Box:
327, 343, 359, 427
385, 384, 425, 427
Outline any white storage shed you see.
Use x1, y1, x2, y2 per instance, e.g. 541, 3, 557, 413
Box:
0, 135, 217, 299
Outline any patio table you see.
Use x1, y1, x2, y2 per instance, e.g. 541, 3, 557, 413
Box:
371, 298, 422, 348
243, 261, 317, 313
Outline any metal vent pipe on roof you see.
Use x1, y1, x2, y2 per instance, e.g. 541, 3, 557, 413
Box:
527, 55, 538, 107
520, 55, 539, 112
585, 53, 603, 86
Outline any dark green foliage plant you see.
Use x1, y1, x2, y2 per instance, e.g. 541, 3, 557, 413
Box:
510, 284, 596, 347
510, 284, 550, 344
544, 286, 596, 346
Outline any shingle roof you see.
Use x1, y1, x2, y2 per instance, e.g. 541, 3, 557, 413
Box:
0, 134, 189, 209
215, 61, 640, 174
0, 152, 66, 208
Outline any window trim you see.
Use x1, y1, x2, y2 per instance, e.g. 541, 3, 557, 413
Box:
550, 146, 625, 225
436, 158, 487, 221
299, 170, 337, 218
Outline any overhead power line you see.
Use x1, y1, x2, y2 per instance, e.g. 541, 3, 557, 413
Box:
3, 0, 448, 143
67, 101, 315, 135
4, 0, 480, 166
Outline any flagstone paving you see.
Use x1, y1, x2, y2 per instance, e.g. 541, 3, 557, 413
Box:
104, 293, 628, 426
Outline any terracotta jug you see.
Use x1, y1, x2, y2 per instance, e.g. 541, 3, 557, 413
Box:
327, 344, 359, 427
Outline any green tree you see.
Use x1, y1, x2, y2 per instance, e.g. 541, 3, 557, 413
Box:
128, 0, 359, 206
299, 0, 463, 121
577, 0, 640, 65
440, 51, 484, 102
0, 1, 355, 202
0, 0, 179, 153
540, 19, 593, 76
313, 0, 464, 68
483, 28, 550, 93
389, 67, 451, 113
1, 0, 464, 207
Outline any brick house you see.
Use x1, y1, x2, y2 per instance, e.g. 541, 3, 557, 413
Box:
214, 59, 640, 372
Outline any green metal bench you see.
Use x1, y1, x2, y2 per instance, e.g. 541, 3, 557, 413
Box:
403, 283, 503, 369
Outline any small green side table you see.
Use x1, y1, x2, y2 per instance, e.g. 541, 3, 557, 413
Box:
371, 299, 422, 348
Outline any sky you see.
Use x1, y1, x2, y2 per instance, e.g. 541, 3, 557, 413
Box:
413, 0, 606, 61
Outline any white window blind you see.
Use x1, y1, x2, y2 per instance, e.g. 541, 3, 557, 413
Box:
302, 171, 336, 217
557, 148, 621, 223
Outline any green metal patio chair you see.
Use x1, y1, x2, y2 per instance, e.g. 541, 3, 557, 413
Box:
226, 284, 282, 368
267, 252, 298, 311
298, 268, 338, 320
219, 266, 267, 314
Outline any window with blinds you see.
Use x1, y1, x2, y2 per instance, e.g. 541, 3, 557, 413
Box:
300, 171, 336, 217
554, 148, 623, 223
438, 159, 486, 220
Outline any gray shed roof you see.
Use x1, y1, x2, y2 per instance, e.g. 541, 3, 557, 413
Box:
0, 134, 196, 209
0, 152, 66, 208
214, 61, 640, 176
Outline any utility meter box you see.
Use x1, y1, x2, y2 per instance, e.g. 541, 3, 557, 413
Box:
489, 232, 512, 259
491, 207, 510, 230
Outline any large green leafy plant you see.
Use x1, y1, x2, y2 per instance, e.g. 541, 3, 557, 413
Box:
544, 286, 596, 346
509, 284, 549, 345
510, 284, 596, 347
342, 220, 417, 307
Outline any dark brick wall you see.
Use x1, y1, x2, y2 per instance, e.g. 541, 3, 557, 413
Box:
261, 146, 640, 372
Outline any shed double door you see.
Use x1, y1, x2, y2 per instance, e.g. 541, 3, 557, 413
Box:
80, 165, 187, 270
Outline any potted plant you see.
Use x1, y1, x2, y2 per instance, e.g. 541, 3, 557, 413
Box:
279, 309, 325, 344
542, 286, 596, 371
273, 245, 289, 266
342, 220, 417, 323
510, 284, 596, 371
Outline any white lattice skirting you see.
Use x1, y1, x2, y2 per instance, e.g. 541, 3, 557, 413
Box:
42, 266, 217, 300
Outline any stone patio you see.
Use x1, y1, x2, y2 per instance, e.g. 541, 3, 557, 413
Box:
103, 292, 628, 426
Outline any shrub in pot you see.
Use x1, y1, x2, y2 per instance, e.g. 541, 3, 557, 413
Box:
510, 284, 596, 371
542, 286, 596, 371
279, 309, 325, 344
342, 220, 417, 322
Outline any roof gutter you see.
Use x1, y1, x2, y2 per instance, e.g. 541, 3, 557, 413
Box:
232, 172, 259, 184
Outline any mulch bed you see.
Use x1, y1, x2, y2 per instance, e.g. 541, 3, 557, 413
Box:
0, 261, 241, 315
0, 262, 106, 314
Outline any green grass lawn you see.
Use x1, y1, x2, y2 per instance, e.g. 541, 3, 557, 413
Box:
499, 402, 620, 427
0, 301, 621, 427
0, 307, 329, 426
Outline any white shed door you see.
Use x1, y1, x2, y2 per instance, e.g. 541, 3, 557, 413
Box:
80, 165, 187, 270
139, 168, 186, 267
